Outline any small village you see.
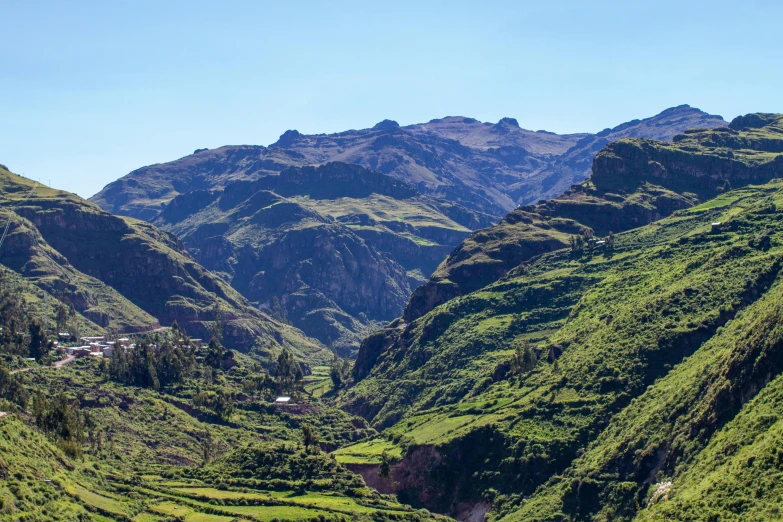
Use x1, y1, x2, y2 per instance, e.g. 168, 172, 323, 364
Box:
61, 334, 203, 359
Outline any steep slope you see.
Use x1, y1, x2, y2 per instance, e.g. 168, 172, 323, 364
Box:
516, 104, 729, 203
404, 113, 783, 322
504, 265, 783, 522
0, 415, 94, 520
91, 106, 725, 220
0, 166, 326, 359
153, 163, 480, 355
338, 177, 783, 520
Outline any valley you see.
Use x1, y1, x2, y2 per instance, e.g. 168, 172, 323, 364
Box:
2, 111, 783, 522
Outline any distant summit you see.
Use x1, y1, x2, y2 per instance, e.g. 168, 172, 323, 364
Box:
92, 105, 726, 220
372, 119, 400, 131
272, 129, 302, 148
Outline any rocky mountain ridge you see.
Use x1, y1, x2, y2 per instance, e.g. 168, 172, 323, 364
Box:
91, 105, 726, 221
334, 113, 783, 521
403, 112, 783, 322
153, 162, 485, 355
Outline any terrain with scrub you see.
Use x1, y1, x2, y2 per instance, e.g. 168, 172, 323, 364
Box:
337, 114, 783, 521
0, 342, 447, 522
2, 112, 783, 522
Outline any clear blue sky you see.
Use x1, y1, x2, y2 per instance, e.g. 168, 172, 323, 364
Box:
1, 1, 780, 198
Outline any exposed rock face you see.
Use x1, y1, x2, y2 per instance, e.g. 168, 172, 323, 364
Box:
402, 114, 783, 322
521, 104, 729, 203
91, 106, 726, 221
152, 163, 474, 355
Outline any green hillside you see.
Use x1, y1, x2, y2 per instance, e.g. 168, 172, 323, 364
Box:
0, 321, 447, 521
337, 114, 783, 520
404, 113, 783, 323
0, 166, 327, 361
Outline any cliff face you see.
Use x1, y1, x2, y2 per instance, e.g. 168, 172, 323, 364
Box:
91, 106, 726, 221
403, 114, 783, 323
0, 166, 326, 360
153, 163, 475, 355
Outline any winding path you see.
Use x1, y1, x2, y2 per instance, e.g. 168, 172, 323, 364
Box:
9, 355, 76, 374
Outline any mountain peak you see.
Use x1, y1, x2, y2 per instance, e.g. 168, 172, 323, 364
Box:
372, 119, 400, 131
271, 129, 302, 147
497, 117, 520, 127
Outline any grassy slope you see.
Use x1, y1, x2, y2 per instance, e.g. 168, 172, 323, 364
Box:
0, 415, 91, 520
403, 114, 783, 323
338, 177, 783, 518
0, 166, 326, 361
3, 350, 447, 521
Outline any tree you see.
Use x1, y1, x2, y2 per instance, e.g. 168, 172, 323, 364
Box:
511, 340, 537, 376
379, 451, 392, 478
270, 296, 288, 324
55, 305, 68, 333
210, 304, 224, 341
32, 391, 86, 457
205, 338, 224, 369
192, 388, 234, 420
0, 359, 28, 407
302, 424, 319, 453
109, 340, 193, 389
275, 348, 301, 395
28, 320, 49, 361
330, 354, 344, 388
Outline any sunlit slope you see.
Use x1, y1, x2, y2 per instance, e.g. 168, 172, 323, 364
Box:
0, 165, 326, 360
339, 179, 783, 518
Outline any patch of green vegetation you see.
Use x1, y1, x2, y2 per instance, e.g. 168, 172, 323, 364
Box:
343, 173, 783, 518
0, 306, 441, 522
332, 439, 403, 465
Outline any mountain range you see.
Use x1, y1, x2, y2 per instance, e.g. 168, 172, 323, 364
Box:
90, 105, 726, 353
6, 108, 783, 522
91, 105, 725, 221
337, 112, 783, 520
0, 166, 327, 362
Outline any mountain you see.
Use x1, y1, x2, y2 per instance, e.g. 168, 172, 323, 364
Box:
0, 165, 326, 360
91, 105, 726, 221
513, 104, 730, 203
403, 112, 778, 322
151, 162, 488, 356
334, 114, 783, 520
89, 106, 725, 354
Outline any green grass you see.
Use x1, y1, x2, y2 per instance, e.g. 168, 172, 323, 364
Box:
686, 191, 749, 212
172, 487, 272, 500
65, 483, 128, 516
332, 438, 403, 464
294, 194, 470, 233
342, 174, 783, 519
151, 501, 237, 521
